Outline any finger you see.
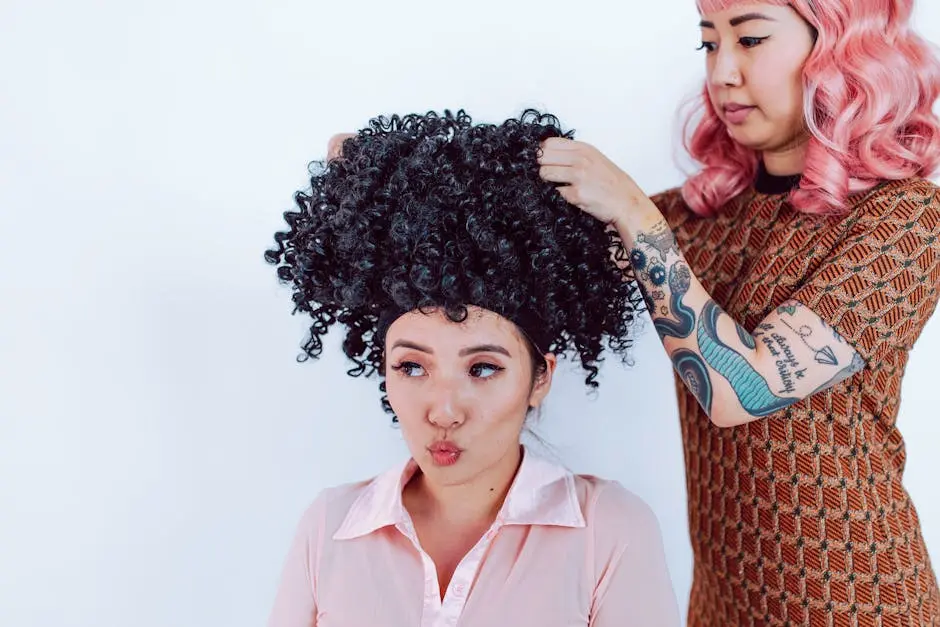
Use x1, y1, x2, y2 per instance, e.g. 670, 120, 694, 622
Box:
537, 148, 586, 167
539, 165, 577, 184
556, 184, 581, 206
327, 133, 356, 161
538, 139, 573, 163
540, 137, 580, 151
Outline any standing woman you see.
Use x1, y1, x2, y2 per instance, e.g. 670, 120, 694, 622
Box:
537, 0, 940, 625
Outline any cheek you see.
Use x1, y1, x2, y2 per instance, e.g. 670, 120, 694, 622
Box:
479, 373, 533, 409
754, 54, 806, 115
458, 377, 533, 436
704, 61, 719, 101
486, 388, 532, 437
385, 377, 420, 422
483, 395, 529, 427
706, 82, 718, 108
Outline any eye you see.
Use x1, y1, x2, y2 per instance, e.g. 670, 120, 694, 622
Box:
740, 36, 769, 48
469, 363, 505, 379
390, 361, 425, 378
697, 41, 717, 53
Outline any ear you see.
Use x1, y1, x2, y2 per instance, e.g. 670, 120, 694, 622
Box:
528, 353, 557, 408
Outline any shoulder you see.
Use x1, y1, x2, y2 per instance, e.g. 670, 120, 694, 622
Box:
573, 474, 662, 542
292, 478, 374, 538
850, 177, 940, 223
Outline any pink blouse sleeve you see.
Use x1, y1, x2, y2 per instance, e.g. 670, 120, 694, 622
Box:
267, 493, 328, 627
589, 482, 681, 627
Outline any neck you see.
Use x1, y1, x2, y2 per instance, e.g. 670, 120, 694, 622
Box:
406, 444, 523, 526
755, 160, 803, 194
760, 136, 808, 177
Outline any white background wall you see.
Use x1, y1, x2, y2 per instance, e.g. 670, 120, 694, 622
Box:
1, 1, 938, 625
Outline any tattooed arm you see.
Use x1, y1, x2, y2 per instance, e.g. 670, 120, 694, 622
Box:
614, 200, 863, 427
535, 137, 863, 427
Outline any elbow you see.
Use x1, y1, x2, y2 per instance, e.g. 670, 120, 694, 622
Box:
707, 406, 747, 429
708, 402, 799, 429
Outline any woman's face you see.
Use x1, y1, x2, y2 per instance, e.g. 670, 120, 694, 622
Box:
384, 306, 555, 486
700, 2, 816, 155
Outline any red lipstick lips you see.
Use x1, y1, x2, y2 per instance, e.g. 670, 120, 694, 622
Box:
428, 441, 462, 466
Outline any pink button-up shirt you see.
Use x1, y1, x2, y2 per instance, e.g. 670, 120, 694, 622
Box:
268, 447, 679, 626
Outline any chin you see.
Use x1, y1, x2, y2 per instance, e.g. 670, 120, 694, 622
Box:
731, 133, 776, 152
730, 120, 802, 153
427, 464, 476, 487
728, 129, 774, 152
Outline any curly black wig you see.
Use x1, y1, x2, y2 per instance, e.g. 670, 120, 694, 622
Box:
265, 109, 644, 415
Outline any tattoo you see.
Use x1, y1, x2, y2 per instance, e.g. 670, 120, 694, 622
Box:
755, 328, 809, 394
697, 300, 797, 416
831, 326, 845, 343
653, 263, 696, 340
668, 263, 692, 294
629, 248, 647, 271
767, 332, 804, 394
650, 289, 665, 301
810, 352, 865, 395
753, 322, 773, 338
611, 243, 637, 282
654, 292, 697, 340
671, 348, 713, 414
736, 323, 756, 350
635, 279, 653, 306
636, 222, 680, 263
778, 318, 839, 366
648, 264, 667, 286
846, 352, 865, 374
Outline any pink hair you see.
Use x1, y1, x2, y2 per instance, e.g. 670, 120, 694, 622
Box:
681, 0, 940, 216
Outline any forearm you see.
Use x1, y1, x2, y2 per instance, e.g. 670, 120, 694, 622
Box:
613, 200, 803, 427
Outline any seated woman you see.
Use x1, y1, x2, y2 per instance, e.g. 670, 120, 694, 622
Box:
264, 109, 680, 626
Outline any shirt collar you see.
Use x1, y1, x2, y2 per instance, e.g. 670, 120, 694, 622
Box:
333, 444, 585, 540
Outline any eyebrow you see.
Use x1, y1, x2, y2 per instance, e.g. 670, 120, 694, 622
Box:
389, 340, 512, 357
390, 340, 433, 353
700, 13, 777, 29
459, 344, 512, 358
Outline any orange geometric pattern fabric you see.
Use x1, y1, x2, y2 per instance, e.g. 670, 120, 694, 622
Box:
653, 178, 940, 626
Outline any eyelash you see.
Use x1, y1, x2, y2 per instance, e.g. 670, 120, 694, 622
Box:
389, 361, 424, 377
469, 363, 505, 378
389, 362, 505, 379
697, 36, 770, 53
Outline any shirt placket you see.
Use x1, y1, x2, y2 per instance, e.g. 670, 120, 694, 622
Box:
397, 517, 505, 627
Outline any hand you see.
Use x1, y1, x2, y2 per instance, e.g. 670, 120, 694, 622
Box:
538, 137, 647, 225
327, 133, 356, 161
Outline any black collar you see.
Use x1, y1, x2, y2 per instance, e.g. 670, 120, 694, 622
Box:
755, 161, 801, 194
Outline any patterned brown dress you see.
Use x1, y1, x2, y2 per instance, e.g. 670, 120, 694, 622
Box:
653, 170, 940, 626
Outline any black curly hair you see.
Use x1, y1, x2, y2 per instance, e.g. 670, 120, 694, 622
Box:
265, 109, 644, 416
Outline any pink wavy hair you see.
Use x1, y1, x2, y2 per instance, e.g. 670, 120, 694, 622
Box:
681, 0, 940, 216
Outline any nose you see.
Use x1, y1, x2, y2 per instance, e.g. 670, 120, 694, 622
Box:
710, 47, 743, 87
426, 380, 467, 429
